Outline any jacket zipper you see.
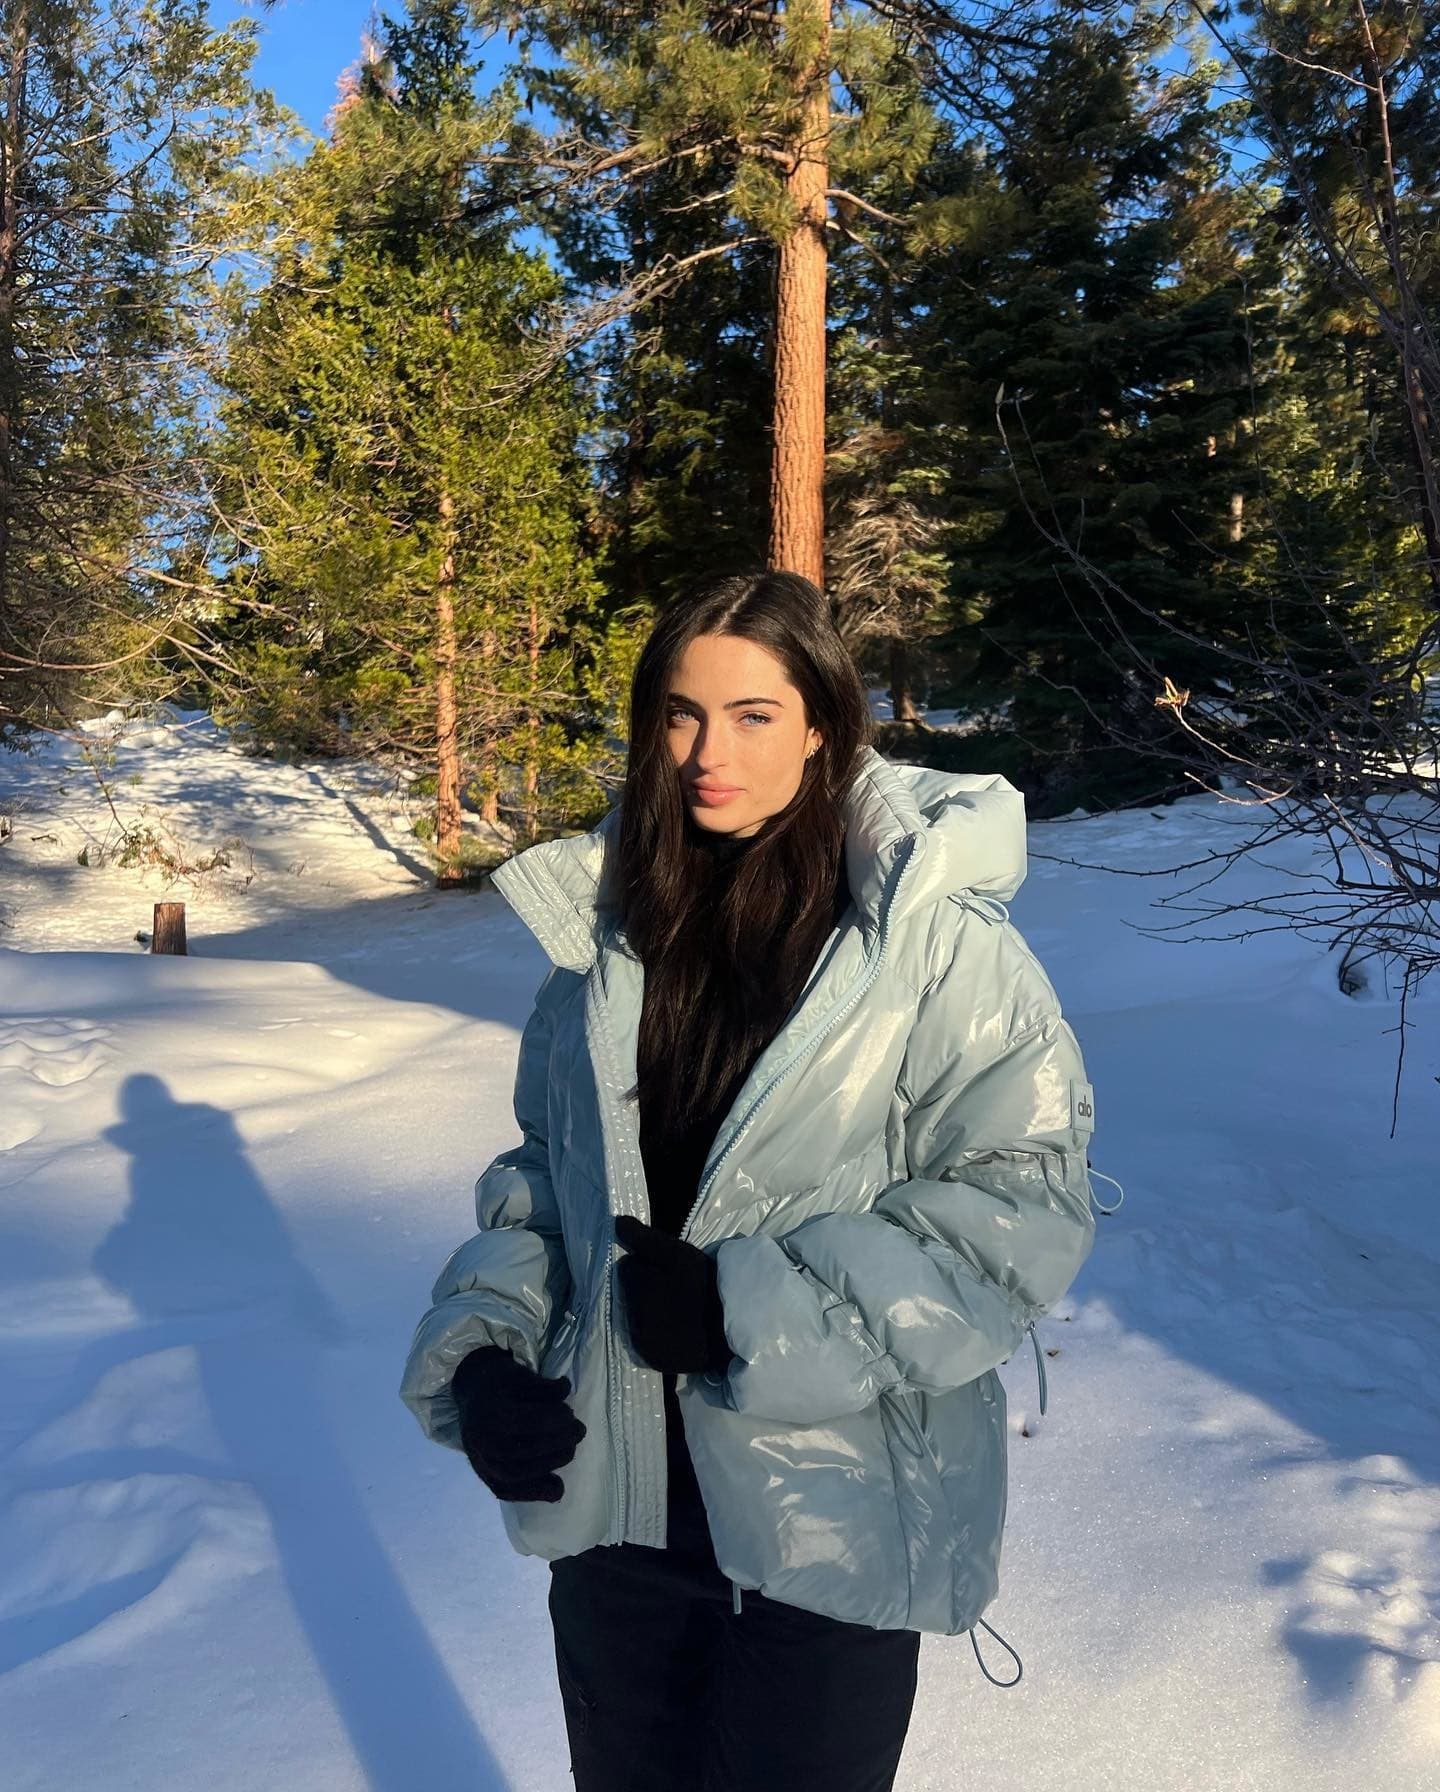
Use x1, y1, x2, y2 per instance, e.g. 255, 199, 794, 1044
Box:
584, 961, 659, 1546
679, 833, 919, 1244
601, 1236, 625, 1530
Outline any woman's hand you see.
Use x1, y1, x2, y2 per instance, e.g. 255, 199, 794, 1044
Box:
614, 1215, 733, 1377
450, 1345, 586, 1503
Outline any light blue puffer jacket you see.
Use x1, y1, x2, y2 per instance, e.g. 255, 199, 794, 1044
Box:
400, 746, 1096, 1642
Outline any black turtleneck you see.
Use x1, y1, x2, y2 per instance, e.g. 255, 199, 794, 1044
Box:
694, 821, 761, 866
637, 821, 847, 1237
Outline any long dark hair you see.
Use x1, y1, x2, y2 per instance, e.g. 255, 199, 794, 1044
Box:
617, 571, 874, 1142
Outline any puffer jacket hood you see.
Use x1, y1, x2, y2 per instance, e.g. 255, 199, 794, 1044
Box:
483, 749, 1028, 971
400, 746, 1095, 1652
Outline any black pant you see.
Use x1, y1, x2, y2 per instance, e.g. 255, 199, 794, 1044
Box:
546, 1379, 921, 1792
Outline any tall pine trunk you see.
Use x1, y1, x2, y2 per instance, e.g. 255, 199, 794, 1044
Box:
769, 0, 830, 589
479, 622, 500, 826
522, 588, 540, 846
434, 483, 463, 886
0, 0, 30, 629
1401, 360, 1440, 606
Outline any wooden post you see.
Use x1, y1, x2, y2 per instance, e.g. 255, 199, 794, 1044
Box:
152, 901, 187, 955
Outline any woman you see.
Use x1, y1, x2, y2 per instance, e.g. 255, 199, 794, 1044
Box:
400, 571, 1097, 1791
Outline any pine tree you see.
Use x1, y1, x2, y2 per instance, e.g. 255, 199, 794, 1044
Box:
822, 40, 958, 721
472, 1, 946, 586
204, 1, 606, 875
555, 112, 778, 608
904, 9, 1268, 811
0, 0, 275, 747
1227, 0, 1439, 634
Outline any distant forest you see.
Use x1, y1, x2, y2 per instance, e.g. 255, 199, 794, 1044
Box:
2, 0, 1436, 869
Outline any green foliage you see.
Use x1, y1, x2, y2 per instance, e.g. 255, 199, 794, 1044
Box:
1228, 0, 1440, 650
0, 0, 286, 740
113, 824, 242, 876
479, 2, 951, 618
196, 0, 614, 843
9, 0, 1428, 835
897, 8, 1277, 810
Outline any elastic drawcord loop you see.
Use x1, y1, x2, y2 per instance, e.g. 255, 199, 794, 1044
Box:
731, 1581, 743, 1615
1027, 1322, 1048, 1417
1089, 1167, 1126, 1216
968, 1617, 1024, 1687
956, 892, 1011, 926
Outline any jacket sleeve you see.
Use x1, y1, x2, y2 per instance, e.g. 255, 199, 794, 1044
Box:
398, 968, 572, 1450
711, 919, 1096, 1424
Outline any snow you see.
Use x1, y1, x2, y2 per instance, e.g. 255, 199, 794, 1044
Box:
865, 689, 1009, 734
2, 709, 1437, 1790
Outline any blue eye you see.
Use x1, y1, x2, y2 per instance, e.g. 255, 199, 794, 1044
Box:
666, 705, 772, 725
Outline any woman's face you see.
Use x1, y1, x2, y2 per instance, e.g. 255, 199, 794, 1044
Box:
665, 632, 822, 839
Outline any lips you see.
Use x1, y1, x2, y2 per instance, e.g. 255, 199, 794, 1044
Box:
691, 783, 741, 806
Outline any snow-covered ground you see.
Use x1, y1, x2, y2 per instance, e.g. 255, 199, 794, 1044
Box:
2, 710, 1437, 1792
866, 688, 1004, 733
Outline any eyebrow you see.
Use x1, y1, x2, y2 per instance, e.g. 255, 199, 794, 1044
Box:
667, 693, 785, 710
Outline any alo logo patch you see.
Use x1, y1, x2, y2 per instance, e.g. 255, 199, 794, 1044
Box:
1070, 1079, 1095, 1135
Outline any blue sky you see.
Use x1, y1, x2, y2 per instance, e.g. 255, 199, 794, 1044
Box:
228, 0, 520, 133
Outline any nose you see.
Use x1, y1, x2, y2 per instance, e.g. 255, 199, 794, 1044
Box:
690, 718, 730, 774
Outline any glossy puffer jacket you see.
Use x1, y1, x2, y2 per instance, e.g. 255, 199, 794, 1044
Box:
400, 746, 1097, 1641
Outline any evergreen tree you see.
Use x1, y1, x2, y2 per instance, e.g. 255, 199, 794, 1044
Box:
904, 9, 1268, 811
474, 1, 947, 586
823, 46, 958, 721
1223, 0, 1439, 658
558, 113, 779, 608
0, 0, 275, 747
203, 1, 606, 875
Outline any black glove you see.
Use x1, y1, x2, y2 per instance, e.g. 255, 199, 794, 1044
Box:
450, 1344, 586, 1504
614, 1214, 733, 1377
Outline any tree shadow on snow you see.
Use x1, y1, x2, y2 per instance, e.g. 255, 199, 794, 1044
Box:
1069, 998, 1440, 1714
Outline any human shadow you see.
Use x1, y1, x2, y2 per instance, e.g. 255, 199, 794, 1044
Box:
57, 1072, 512, 1791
